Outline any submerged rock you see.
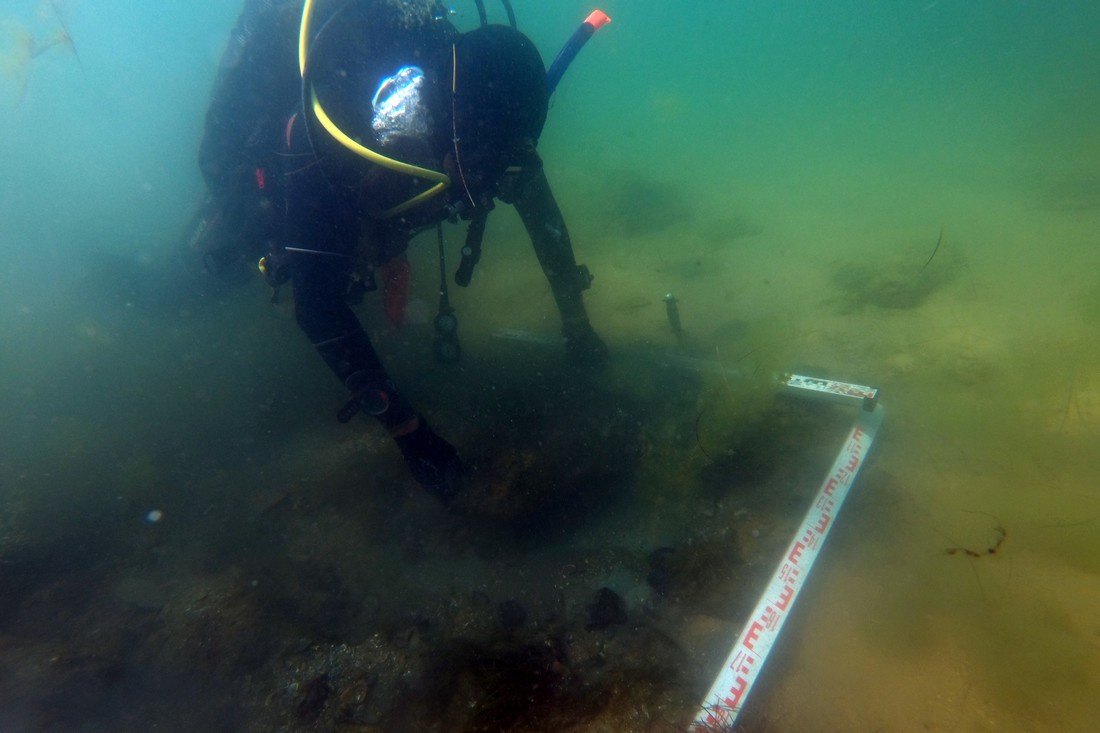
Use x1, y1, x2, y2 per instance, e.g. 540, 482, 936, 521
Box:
646, 536, 746, 617
295, 673, 331, 722
497, 599, 527, 631
586, 587, 627, 630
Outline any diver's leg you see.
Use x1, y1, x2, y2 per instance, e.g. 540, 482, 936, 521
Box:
512, 169, 607, 365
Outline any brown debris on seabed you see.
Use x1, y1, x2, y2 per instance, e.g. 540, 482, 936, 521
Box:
0, 343, 870, 732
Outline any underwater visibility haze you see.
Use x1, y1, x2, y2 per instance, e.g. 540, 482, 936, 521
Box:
2, 0, 1099, 730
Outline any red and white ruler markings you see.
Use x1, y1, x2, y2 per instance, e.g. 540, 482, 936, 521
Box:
691, 380, 885, 732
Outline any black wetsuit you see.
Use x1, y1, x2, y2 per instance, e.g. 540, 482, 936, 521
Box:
199, 1, 300, 195
282, 128, 596, 429
196, 0, 301, 273
201, 0, 604, 491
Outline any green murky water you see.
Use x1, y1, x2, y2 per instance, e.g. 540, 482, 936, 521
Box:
2, 1, 1098, 731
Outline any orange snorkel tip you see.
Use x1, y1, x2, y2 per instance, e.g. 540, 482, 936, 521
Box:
584, 10, 611, 31
546, 9, 613, 95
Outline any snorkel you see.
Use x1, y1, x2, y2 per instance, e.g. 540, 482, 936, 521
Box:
546, 10, 610, 95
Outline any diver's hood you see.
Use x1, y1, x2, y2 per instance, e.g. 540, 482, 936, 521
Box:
448, 24, 549, 193
453, 25, 549, 151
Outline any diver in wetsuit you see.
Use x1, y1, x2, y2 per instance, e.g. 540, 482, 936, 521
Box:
200, 0, 607, 502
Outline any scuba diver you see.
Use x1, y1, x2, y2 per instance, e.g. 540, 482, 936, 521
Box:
198, 0, 609, 503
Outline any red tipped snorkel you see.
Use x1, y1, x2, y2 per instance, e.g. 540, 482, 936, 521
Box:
546, 9, 611, 95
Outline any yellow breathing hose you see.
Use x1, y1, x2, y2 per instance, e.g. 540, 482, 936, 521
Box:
298, 0, 450, 217
298, 0, 314, 77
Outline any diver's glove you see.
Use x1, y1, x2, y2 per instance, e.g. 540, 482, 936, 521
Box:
563, 320, 609, 368
393, 418, 463, 505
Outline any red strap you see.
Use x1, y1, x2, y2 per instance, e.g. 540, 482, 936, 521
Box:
285, 112, 298, 149
381, 255, 411, 328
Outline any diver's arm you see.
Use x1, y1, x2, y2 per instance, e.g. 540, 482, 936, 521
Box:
289, 234, 417, 432
511, 168, 607, 363
291, 249, 460, 496
511, 168, 586, 325
275, 86, 419, 431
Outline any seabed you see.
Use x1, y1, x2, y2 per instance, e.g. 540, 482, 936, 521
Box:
0, 318, 869, 732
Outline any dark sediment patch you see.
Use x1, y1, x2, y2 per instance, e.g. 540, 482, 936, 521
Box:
1037, 169, 1100, 211
601, 170, 695, 236
830, 257, 955, 312
445, 361, 654, 543
497, 599, 528, 631
646, 535, 745, 619
695, 393, 848, 499
693, 213, 763, 247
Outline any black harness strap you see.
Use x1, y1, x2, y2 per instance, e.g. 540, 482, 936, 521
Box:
454, 211, 488, 287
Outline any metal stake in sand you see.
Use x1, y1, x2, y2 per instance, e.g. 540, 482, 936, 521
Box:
690, 377, 884, 731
